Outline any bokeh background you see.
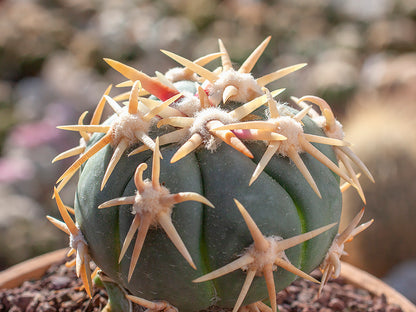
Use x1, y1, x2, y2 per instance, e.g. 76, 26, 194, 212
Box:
0, 0, 415, 303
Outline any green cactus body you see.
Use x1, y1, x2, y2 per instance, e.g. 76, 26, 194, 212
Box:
73, 80, 341, 310
50, 37, 374, 312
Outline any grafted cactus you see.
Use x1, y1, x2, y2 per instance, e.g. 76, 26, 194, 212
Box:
49, 37, 373, 312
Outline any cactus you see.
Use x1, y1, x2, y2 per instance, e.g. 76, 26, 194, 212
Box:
49, 37, 373, 312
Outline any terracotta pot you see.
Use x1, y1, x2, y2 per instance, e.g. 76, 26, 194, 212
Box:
0, 248, 68, 289
1, 249, 415, 312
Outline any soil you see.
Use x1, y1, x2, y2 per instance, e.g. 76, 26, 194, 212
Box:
0, 259, 404, 312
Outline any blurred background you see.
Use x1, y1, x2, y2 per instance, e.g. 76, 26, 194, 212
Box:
0, 0, 415, 303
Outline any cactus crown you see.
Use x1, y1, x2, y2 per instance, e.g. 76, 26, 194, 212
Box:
48, 36, 373, 312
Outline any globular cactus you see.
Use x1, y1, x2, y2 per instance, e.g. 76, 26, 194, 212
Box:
49, 37, 373, 312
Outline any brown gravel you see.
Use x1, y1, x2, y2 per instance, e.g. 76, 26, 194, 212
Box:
0, 260, 404, 312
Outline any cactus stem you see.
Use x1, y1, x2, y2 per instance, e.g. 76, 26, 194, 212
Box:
256, 63, 308, 87
238, 36, 271, 74
319, 208, 373, 296
161, 50, 219, 83
195, 200, 333, 312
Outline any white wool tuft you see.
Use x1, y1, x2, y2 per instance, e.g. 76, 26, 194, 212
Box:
133, 181, 171, 217
186, 107, 238, 151
207, 69, 263, 105
69, 226, 87, 250
165, 67, 198, 83
110, 108, 150, 147
190, 107, 236, 137
272, 116, 304, 156
241, 236, 290, 273
172, 91, 201, 116
314, 116, 345, 140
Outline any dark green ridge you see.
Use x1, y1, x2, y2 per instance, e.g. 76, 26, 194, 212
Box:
117, 145, 214, 311
196, 144, 302, 307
